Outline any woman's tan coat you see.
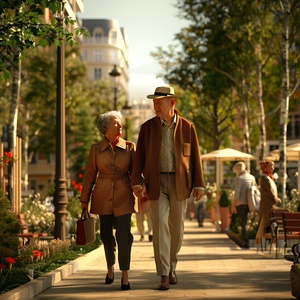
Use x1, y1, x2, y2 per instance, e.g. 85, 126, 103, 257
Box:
131, 115, 205, 200
255, 174, 281, 239
80, 138, 136, 217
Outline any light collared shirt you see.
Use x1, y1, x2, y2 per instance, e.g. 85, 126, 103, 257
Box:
159, 114, 177, 173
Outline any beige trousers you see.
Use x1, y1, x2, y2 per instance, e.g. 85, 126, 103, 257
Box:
149, 174, 187, 276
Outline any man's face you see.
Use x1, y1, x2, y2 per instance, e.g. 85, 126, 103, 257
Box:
153, 97, 173, 119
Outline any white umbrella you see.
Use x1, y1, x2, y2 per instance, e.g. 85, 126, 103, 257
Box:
269, 142, 300, 191
201, 148, 256, 190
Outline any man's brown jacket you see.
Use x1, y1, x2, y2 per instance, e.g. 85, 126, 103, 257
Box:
131, 114, 205, 200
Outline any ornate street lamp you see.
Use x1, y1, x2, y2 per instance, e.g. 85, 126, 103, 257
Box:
53, 3, 68, 241
109, 64, 121, 110
122, 101, 132, 140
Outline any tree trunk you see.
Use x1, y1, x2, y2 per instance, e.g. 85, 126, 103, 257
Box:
278, 0, 290, 205
7, 51, 21, 202
256, 43, 266, 161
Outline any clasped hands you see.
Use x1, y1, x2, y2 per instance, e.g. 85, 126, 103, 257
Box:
133, 184, 204, 202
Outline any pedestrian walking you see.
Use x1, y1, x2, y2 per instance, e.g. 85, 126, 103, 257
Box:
136, 196, 153, 242
80, 111, 135, 290
255, 160, 282, 245
232, 161, 257, 249
131, 86, 205, 290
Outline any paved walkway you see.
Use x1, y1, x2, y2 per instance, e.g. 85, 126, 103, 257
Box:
29, 218, 294, 300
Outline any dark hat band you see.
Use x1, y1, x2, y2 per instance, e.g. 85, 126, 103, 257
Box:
154, 92, 174, 96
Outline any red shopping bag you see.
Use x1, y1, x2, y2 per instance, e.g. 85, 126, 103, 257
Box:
76, 209, 95, 245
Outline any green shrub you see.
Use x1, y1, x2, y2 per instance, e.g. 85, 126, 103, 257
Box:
0, 189, 20, 261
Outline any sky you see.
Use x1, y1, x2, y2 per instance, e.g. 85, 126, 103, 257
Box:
78, 0, 188, 101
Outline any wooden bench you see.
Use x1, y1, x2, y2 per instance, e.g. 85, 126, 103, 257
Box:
269, 209, 289, 258
260, 209, 288, 258
17, 214, 48, 246
282, 212, 300, 254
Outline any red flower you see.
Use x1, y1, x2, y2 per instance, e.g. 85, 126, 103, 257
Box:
32, 250, 43, 258
5, 257, 17, 271
4, 152, 13, 159
5, 257, 17, 264
0, 264, 6, 269
78, 173, 83, 179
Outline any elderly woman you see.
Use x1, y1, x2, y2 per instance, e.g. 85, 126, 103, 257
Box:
80, 111, 135, 290
255, 160, 282, 244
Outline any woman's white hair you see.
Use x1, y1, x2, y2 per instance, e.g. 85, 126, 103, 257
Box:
232, 161, 246, 175
97, 110, 122, 135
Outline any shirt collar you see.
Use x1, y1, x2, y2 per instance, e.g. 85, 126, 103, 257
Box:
160, 112, 177, 126
100, 137, 127, 151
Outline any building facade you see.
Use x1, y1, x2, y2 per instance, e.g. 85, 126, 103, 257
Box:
80, 19, 129, 102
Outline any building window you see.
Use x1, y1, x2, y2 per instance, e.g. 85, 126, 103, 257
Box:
110, 50, 119, 64
94, 68, 102, 80
95, 32, 102, 42
81, 50, 88, 61
94, 49, 101, 62
111, 30, 117, 44
287, 113, 300, 139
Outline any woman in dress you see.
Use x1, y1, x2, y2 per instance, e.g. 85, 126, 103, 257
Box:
255, 160, 282, 244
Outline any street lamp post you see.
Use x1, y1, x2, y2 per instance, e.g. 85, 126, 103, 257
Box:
53, 4, 68, 241
122, 101, 132, 140
109, 64, 121, 110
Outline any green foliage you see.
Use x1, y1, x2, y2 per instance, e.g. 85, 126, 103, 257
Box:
152, 0, 300, 153
0, 189, 20, 261
0, 0, 89, 80
219, 190, 230, 208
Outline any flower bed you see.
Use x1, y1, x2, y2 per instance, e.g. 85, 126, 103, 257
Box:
0, 238, 100, 295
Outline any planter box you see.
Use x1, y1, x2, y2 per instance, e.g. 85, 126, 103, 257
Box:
0, 247, 101, 300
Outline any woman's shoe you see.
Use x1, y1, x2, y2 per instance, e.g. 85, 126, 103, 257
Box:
121, 278, 130, 290
105, 273, 114, 284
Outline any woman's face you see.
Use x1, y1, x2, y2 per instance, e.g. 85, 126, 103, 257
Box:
106, 117, 122, 139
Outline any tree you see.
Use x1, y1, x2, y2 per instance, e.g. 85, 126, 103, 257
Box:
270, 0, 300, 202
0, 0, 88, 200
152, 1, 240, 150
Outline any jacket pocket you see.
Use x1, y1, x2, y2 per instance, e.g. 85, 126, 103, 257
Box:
183, 143, 191, 157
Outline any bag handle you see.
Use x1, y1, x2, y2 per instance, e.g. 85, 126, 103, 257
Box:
80, 208, 91, 220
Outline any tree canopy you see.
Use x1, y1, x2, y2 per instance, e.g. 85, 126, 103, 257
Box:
0, 0, 87, 80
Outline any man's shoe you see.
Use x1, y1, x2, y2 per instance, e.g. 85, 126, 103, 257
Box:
169, 271, 177, 284
158, 276, 170, 290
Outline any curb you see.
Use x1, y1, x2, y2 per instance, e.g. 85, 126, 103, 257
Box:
0, 247, 102, 300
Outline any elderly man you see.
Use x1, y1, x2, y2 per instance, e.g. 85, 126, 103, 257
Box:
131, 86, 205, 290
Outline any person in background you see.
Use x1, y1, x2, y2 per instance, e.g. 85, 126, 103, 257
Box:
232, 161, 257, 249
195, 194, 206, 227
80, 111, 135, 291
136, 196, 153, 242
186, 195, 195, 220
131, 86, 205, 290
255, 160, 282, 244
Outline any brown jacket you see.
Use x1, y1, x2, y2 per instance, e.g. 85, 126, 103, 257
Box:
256, 174, 281, 239
80, 138, 136, 217
131, 114, 205, 200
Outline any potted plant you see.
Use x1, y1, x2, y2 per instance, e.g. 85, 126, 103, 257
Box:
219, 189, 231, 233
